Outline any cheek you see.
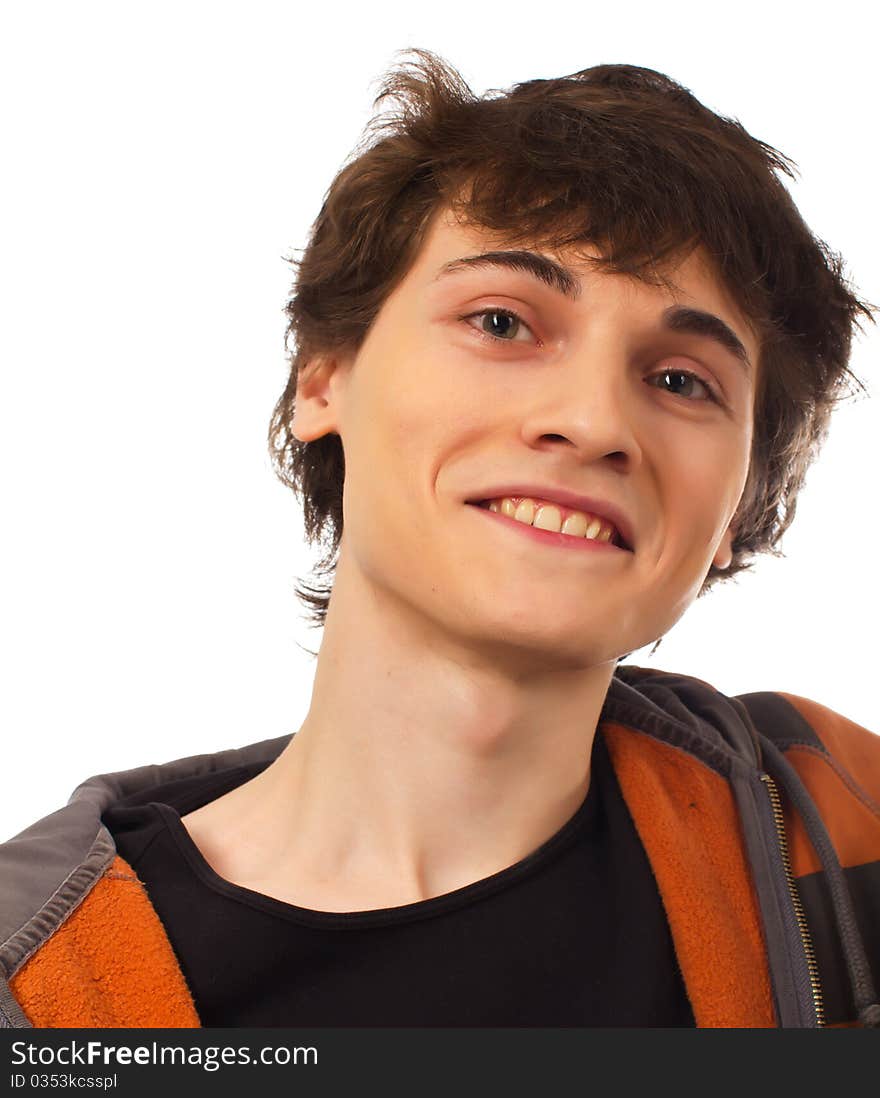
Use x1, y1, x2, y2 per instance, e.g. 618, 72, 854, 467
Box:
349, 336, 481, 476
653, 429, 750, 549
338, 360, 453, 545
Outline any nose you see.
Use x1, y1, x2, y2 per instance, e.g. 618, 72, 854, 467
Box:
518, 346, 644, 470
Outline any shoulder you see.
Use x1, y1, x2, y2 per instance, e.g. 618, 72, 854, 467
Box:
774, 693, 879, 756
737, 689, 880, 809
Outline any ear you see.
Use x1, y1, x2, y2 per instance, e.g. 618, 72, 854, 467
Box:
712, 522, 735, 571
290, 354, 351, 443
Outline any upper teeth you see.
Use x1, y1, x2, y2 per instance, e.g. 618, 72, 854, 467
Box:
485, 497, 618, 542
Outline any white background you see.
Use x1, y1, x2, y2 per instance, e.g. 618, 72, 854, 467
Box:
2, 1, 877, 841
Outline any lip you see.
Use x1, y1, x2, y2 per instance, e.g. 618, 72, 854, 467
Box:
465, 486, 635, 551
468, 503, 630, 554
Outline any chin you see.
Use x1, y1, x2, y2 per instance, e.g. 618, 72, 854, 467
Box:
446, 610, 615, 671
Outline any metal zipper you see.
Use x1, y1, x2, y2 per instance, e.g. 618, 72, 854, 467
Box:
760, 772, 825, 1027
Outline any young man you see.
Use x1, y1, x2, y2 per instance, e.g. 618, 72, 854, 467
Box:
2, 52, 878, 1029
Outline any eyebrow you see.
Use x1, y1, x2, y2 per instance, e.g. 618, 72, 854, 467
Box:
662, 305, 752, 372
434, 250, 753, 373
436, 250, 581, 300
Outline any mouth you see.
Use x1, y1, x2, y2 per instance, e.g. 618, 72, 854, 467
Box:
467, 496, 634, 553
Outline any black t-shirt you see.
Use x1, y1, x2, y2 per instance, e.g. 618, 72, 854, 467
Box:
102, 730, 695, 1027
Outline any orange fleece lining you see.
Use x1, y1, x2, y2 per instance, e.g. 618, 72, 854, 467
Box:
603, 722, 776, 1027
10, 855, 200, 1028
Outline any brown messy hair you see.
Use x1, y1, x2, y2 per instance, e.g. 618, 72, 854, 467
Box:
269, 48, 873, 632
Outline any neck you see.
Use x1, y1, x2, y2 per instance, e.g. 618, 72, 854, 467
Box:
189, 553, 616, 911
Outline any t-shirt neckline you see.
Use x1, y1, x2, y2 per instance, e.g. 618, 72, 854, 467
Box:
151, 750, 603, 930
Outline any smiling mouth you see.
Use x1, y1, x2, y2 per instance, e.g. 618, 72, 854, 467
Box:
465, 498, 632, 553
469, 496, 633, 552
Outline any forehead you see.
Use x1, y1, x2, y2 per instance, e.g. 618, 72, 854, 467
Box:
406, 205, 761, 366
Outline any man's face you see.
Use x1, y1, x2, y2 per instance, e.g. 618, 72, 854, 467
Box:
298, 208, 759, 671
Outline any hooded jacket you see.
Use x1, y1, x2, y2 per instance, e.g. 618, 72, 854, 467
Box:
2, 665, 878, 1029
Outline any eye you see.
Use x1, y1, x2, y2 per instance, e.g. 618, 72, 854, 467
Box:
460, 308, 538, 345
648, 367, 721, 405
